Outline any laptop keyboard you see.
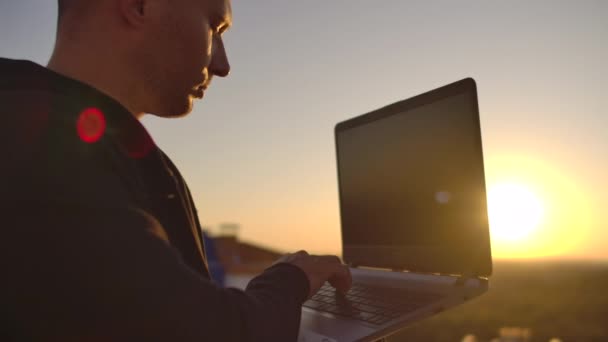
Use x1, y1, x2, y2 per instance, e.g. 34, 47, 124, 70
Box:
303, 282, 441, 326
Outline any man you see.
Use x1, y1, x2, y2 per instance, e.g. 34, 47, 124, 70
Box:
0, 0, 351, 341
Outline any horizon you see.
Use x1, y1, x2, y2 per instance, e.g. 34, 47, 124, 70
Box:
213, 231, 608, 263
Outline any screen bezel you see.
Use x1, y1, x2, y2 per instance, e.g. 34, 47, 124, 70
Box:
335, 78, 493, 277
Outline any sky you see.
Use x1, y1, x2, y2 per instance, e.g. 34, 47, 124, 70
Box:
1, 0, 606, 260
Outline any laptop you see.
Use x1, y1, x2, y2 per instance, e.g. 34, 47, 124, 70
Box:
298, 78, 493, 342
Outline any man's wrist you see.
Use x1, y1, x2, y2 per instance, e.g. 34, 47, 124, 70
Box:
262, 262, 310, 303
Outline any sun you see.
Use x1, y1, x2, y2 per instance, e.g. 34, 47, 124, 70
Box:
484, 155, 593, 259
487, 182, 544, 242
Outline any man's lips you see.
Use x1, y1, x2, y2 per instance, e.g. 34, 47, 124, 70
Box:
192, 84, 207, 99
192, 87, 205, 99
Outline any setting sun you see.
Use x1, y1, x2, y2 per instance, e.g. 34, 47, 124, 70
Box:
487, 182, 544, 242
484, 155, 593, 259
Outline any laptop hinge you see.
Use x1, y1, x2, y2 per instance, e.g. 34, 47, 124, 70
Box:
454, 273, 481, 287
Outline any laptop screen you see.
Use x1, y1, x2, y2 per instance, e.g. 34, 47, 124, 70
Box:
335, 79, 492, 276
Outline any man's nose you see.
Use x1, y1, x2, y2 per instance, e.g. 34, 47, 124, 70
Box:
209, 36, 230, 77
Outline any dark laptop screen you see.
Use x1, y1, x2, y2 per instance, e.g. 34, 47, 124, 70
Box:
335, 79, 492, 276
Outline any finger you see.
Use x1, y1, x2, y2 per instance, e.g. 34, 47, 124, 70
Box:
317, 254, 342, 265
294, 250, 309, 257
328, 264, 352, 293
315, 255, 350, 290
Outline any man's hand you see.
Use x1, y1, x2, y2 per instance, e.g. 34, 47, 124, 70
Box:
274, 250, 352, 299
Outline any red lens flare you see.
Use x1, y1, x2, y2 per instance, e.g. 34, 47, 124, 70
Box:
77, 107, 106, 143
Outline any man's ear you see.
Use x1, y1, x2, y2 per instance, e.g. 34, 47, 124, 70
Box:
119, 0, 147, 27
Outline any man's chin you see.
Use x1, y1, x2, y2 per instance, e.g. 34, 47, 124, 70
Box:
148, 97, 196, 118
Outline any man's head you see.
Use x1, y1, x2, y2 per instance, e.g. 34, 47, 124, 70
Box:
52, 0, 231, 118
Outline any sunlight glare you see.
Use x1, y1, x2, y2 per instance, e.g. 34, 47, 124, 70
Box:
487, 182, 544, 242
485, 155, 592, 259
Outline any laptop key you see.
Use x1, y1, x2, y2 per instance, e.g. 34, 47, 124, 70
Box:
383, 309, 402, 318
303, 301, 324, 310
369, 315, 389, 325
352, 303, 380, 314
346, 294, 364, 303
356, 311, 376, 321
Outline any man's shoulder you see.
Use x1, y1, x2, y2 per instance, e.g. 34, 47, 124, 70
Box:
0, 58, 142, 206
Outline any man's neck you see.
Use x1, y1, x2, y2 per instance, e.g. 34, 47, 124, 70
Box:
47, 36, 145, 119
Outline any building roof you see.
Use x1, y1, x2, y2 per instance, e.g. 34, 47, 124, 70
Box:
211, 235, 283, 275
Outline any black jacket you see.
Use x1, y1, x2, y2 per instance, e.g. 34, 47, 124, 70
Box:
0, 58, 309, 341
